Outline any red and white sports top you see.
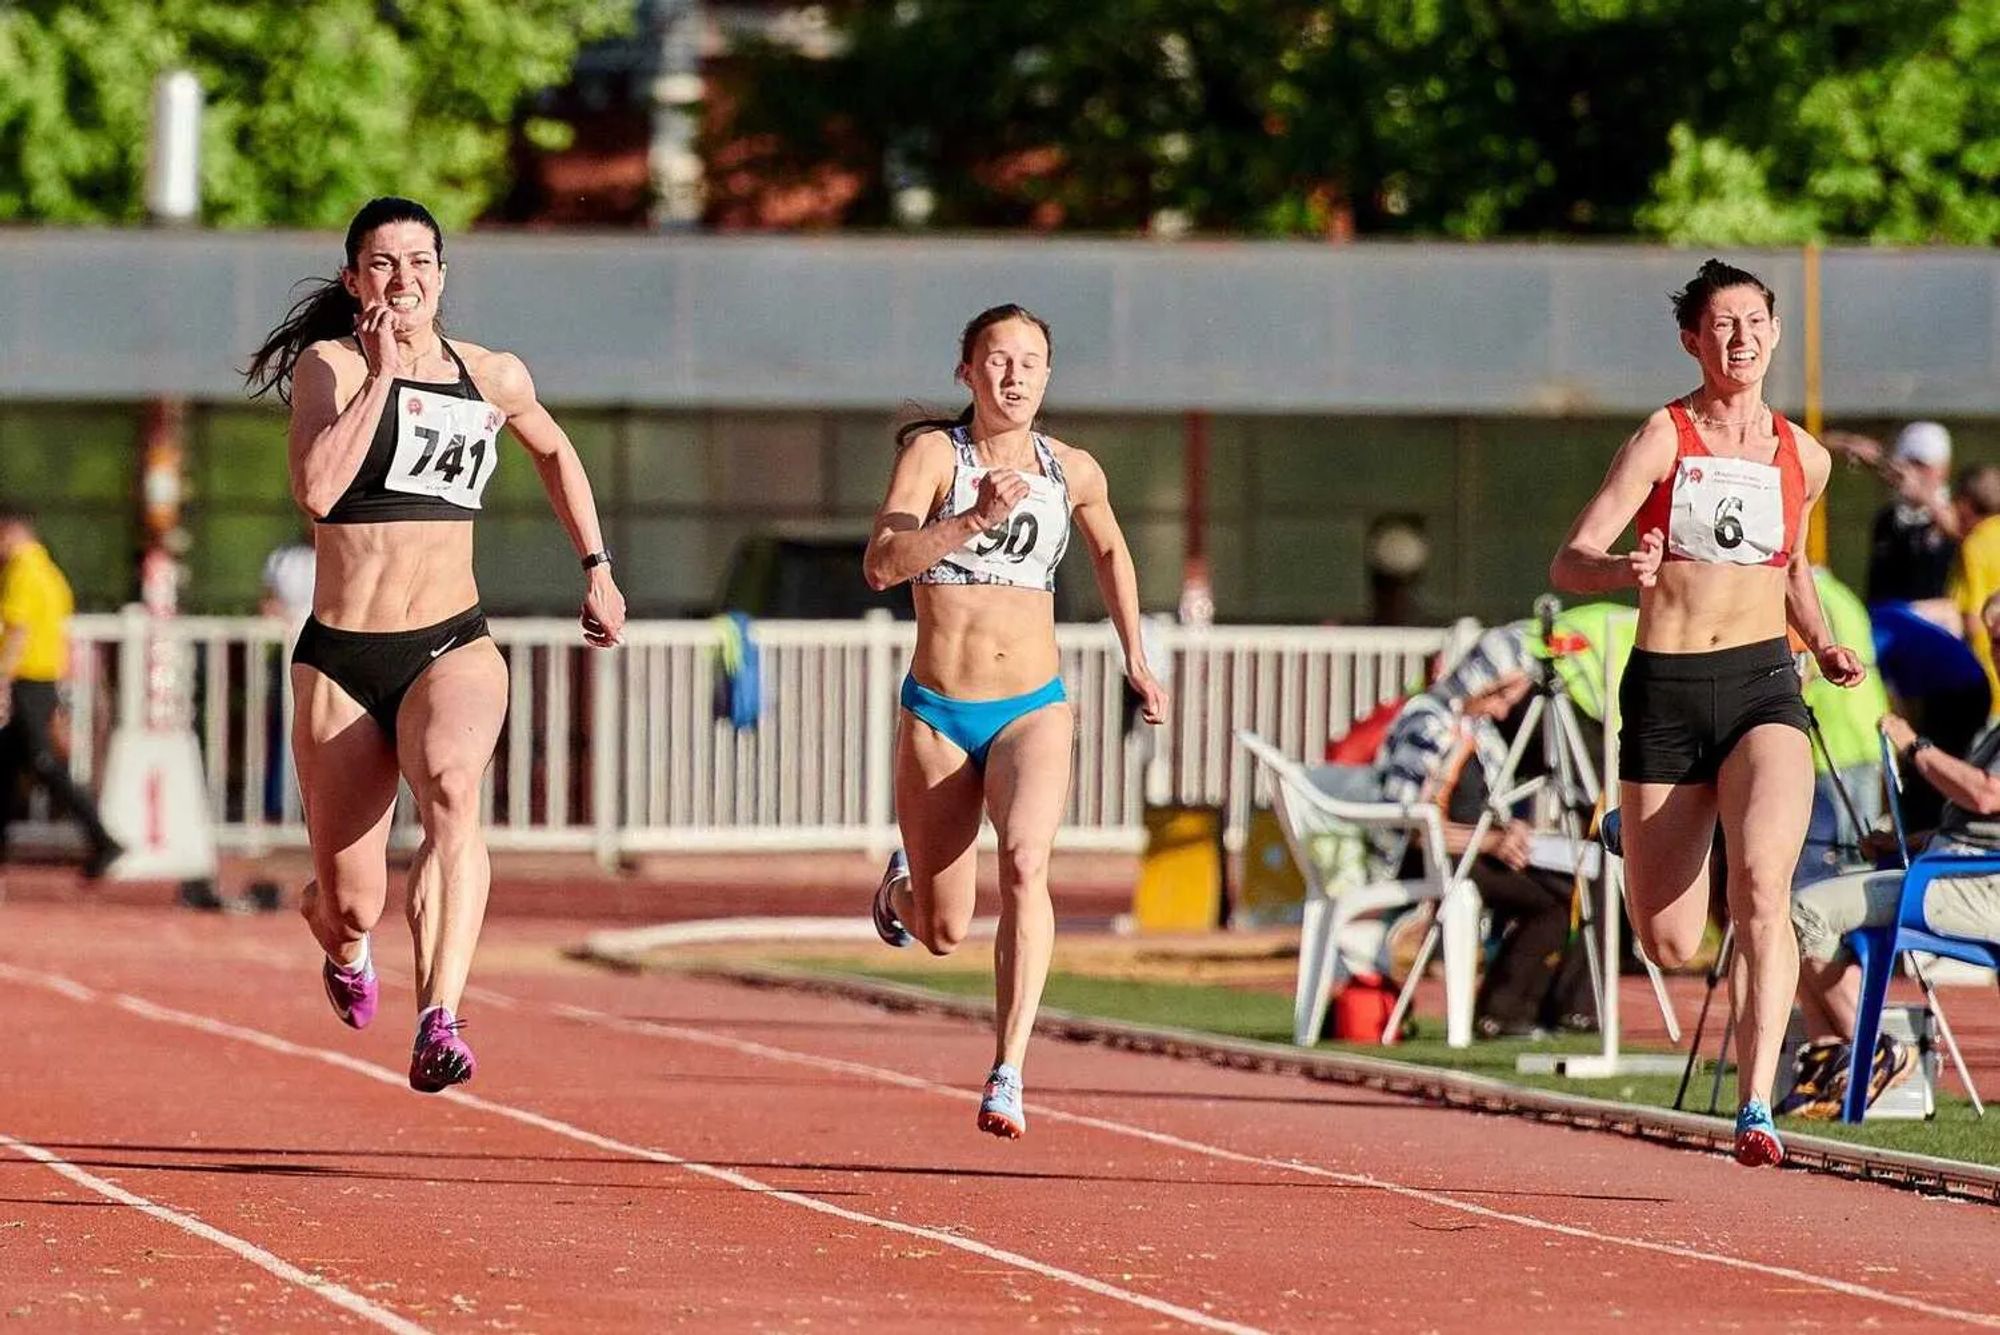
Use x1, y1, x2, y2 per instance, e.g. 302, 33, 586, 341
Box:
1634, 401, 1806, 568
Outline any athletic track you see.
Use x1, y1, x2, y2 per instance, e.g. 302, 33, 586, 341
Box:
5, 897, 2000, 1333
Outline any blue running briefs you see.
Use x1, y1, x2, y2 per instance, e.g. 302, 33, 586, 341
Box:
899, 674, 1066, 771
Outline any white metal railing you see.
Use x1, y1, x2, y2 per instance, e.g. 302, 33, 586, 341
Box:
29, 611, 1447, 860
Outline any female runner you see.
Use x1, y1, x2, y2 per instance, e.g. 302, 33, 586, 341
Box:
1552, 259, 1865, 1165
863, 304, 1168, 1139
247, 197, 626, 1091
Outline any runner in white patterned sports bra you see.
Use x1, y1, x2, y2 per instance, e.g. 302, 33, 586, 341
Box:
915, 426, 1071, 591
863, 304, 1168, 1139
245, 197, 627, 1096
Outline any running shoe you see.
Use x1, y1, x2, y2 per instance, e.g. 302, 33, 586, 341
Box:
871, 849, 915, 949
1775, 1038, 1847, 1118
1865, 1034, 1918, 1111
321, 944, 378, 1030
978, 1063, 1026, 1139
409, 1007, 476, 1094
1733, 1097, 1785, 1168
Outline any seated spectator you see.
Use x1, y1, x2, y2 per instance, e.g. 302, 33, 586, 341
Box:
1375, 624, 1596, 1040
1784, 654, 2000, 1117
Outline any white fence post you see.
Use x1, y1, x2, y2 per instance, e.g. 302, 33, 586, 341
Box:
591, 645, 622, 870
116, 604, 148, 731
863, 608, 896, 859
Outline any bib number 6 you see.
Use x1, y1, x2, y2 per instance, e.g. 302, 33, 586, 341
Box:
1713, 496, 1745, 550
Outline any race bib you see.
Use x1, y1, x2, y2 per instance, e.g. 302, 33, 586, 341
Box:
1667, 455, 1786, 564
941, 466, 1069, 587
384, 387, 504, 510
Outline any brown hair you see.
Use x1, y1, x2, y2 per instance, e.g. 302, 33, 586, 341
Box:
895, 304, 1054, 449
244, 196, 445, 403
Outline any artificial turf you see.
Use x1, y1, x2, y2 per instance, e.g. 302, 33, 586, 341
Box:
789, 959, 2000, 1169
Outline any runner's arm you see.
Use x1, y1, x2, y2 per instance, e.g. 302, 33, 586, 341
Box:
863, 434, 979, 590
288, 344, 392, 518
1066, 447, 1167, 720
1550, 414, 1677, 593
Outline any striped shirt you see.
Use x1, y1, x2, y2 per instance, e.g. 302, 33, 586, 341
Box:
1372, 692, 1510, 864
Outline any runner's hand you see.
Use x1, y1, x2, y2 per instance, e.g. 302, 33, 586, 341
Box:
1815, 643, 1867, 688
1629, 528, 1665, 588
581, 568, 626, 649
970, 470, 1029, 529
354, 302, 407, 376
1127, 664, 1170, 725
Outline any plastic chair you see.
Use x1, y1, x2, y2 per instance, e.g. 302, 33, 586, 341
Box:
1236, 729, 1482, 1048
1840, 735, 2000, 1123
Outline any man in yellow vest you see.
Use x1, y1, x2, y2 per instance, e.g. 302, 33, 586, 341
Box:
0, 509, 120, 877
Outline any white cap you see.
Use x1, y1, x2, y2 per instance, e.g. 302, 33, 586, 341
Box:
1894, 421, 1952, 468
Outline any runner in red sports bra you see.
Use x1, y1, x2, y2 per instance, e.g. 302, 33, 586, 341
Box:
1551, 259, 1866, 1170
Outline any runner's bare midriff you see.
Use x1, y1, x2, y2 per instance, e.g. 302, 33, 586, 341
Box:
911, 583, 1060, 699
312, 521, 480, 631
1637, 561, 1787, 653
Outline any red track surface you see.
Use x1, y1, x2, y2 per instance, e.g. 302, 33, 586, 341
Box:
6, 900, 2000, 1333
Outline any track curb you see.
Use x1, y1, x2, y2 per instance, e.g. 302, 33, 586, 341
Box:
603, 952, 2000, 1207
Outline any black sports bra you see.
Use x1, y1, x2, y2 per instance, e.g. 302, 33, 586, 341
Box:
317, 339, 505, 525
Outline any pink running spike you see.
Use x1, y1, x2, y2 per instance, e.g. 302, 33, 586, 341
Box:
321, 955, 378, 1030
409, 1008, 476, 1093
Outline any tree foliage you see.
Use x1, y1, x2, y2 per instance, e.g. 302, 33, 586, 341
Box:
720, 0, 2000, 243
0, 0, 631, 229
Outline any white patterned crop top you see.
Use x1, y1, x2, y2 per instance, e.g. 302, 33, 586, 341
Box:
914, 427, 1072, 593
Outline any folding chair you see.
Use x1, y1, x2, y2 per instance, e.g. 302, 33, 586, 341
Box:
1840, 732, 2000, 1123
1236, 729, 1481, 1048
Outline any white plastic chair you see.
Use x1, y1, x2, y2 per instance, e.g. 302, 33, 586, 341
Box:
1236, 729, 1482, 1047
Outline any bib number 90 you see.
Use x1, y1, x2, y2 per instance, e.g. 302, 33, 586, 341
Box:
972, 512, 1040, 562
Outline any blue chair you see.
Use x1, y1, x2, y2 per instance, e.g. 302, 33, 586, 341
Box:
1839, 735, 2000, 1123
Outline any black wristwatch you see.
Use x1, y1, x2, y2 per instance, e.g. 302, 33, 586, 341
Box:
581, 549, 613, 572
1906, 736, 1935, 764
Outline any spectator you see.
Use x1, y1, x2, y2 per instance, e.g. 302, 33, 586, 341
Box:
1945, 463, 2000, 714
1782, 680, 2000, 1118
1831, 421, 1960, 605
1375, 624, 1596, 1039
0, 507, 121, 877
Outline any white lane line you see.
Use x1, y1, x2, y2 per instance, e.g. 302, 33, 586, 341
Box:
0, 1133, 431, 1335
537, 999, 2000, 1330
0, 961, 98, 1002
0, 965, 1262, 1335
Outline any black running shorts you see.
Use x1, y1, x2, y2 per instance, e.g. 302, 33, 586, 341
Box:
1617, 637, 1808, 785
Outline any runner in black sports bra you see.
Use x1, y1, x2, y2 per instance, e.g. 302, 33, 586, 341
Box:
246, 196, 627, 1096
294, 337, 500, 732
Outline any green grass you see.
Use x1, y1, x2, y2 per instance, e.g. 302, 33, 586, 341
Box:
786, 959, 2000, 1170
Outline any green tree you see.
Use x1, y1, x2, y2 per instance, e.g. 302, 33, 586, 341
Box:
1643, 2, 2000, 244
720, 0, 2000, 243
0, 0, 631, 229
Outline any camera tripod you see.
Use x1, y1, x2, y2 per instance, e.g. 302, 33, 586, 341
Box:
1384, 599, 1680, 1042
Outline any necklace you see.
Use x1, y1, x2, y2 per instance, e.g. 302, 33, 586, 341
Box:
1682, 394, 1767, 428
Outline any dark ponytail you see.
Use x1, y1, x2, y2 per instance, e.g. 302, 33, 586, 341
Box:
244, 196, 446, 403
895, 303, 1054, 450
895, 402, 974, 450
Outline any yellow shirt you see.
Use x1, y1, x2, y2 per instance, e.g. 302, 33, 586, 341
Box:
0, 541, 74, 682
1949, 515, 2000, 713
